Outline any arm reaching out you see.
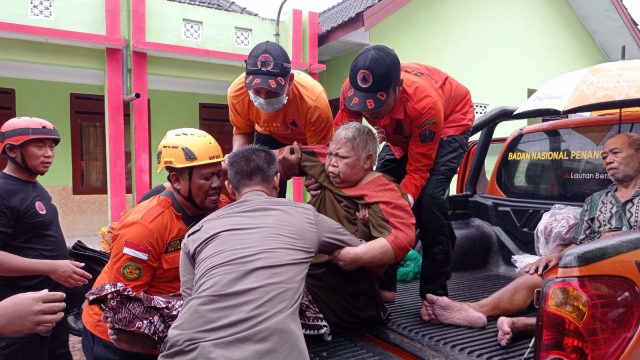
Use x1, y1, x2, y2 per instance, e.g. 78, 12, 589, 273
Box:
0, 251, 91, 287
0, 290, 66, 336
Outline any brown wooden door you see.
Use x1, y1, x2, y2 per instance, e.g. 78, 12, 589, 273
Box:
199, 103, 233, 156
70, 93, 135, 194
0, 88, 17, 170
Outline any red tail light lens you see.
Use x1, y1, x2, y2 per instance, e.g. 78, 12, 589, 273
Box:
537, 276, 640, 360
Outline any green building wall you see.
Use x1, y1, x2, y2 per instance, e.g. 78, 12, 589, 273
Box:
0, 76, 103, 186
318, 0, 606, 136
1, 0, 106, 35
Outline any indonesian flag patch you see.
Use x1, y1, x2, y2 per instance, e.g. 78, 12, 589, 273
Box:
123, 241, 150, 261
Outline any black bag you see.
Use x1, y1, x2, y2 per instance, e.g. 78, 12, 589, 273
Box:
66, 240, 110, 336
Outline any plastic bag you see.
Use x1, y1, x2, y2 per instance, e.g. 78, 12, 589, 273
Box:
534, 204, 582, 256
511, 254, 540, 273
397, 249, 422, 282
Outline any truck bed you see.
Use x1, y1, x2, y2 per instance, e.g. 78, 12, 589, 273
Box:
308, 272, 536, 359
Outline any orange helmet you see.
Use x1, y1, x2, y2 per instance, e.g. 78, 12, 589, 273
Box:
156, 128, 224, 172
0, 117, 61, 154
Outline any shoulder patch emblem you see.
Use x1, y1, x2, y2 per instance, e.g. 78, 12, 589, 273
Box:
416, 119, 438, 130
419, 129, 436, 144
164, 238, 183, 254
121, 263, 142, 281
35, 201, 46, 215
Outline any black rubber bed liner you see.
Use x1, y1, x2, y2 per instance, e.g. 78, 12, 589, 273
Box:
377, 272, 536, 360
307, 272, 536, 359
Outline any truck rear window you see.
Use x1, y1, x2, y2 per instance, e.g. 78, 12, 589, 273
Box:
496, 122, 639, 202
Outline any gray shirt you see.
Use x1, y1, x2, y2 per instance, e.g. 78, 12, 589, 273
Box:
160, 191, 361, 360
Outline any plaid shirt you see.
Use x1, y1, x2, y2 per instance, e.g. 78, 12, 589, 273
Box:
573, 184, 640, 244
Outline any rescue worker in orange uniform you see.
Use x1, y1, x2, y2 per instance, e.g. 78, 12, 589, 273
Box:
227, 40, 334, 197
82, 128, 226, 360
333, 45, 475, 303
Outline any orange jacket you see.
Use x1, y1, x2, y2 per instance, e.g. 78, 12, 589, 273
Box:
334, 63, 474, 199
82, 194, 190, 347
228, 70, 334, 146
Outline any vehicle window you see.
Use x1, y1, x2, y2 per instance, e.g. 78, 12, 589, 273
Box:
496, 122, 639, 202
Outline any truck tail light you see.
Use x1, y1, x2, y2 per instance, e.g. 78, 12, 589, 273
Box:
537, 276, 640, 360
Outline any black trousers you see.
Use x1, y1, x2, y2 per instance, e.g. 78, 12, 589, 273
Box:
254, 132, 288, 198
0, 315, 72, 360
377, 132, 469, 298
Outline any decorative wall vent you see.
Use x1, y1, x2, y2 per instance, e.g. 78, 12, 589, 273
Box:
183, 19, 202, 41
474, 102, 489, 117
235, 27, 252, 48
29, 0, 54, 19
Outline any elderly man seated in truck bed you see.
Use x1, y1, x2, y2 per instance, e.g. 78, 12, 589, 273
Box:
420, 132, 640, 346
277, 122, 415, 337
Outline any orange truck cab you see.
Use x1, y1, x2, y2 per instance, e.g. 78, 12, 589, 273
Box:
438, 108, 640, 359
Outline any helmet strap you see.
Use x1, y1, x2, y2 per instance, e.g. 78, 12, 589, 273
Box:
170, 167, 204, 212
5, 146, 37, 176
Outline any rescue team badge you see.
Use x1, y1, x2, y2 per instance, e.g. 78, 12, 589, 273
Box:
35, 201, 46, 215
123, 241, 150, 261
257, 53, 274, 70
357, 70, 373, 88
419, 129, 436, 143
286, 117, 301, 130
121, 263, 142, 281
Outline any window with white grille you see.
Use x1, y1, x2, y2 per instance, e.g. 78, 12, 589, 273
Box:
183, 19, 202, 41
474, 103, 489, 117
235, 27, 252, 48
29, 0, 54, 19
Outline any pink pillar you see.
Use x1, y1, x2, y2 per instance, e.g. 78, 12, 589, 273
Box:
132, 51, 150, 202
105, 48, 126, 221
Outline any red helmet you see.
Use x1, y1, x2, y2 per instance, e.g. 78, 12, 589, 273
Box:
0, 117, 61, 154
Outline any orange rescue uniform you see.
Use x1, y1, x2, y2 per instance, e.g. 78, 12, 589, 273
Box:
82, 194, 191, 345
334, 63, 474, 199
228, 70, 334, 146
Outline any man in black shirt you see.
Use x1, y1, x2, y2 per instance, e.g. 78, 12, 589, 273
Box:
0, 117, 92, 360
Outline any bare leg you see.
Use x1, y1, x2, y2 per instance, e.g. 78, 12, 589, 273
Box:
497, 316, 536, 346
379, 290, 397, 303
421, 273, 543, 327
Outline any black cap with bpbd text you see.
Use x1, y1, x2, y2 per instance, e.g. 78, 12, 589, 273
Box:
345, 45, 401, 112
244, 41, 292, 93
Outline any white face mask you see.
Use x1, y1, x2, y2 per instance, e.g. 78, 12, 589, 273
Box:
249, 87, 289, 114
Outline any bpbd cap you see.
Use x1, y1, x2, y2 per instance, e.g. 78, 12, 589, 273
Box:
244, 41, 292, 93
345, 45, 401, 112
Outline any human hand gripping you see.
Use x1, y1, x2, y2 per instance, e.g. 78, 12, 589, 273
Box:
47, 260, 92, 287
304, 176, 322, 199
523, 253, 561, 275
0, 290, 66, 336
278, 142, 302, 179
356, 204, 370, 226
104, 313, 161, 353
330, 246, 363, 271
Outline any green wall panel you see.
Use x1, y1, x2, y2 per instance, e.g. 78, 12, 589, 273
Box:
146, 1, 282, 55
147, 89, 226, 186
147, 56, 242, 82
1, 0, 106, 34
0, 76, 104, 186
319, 0, 606, 137
319, 49, 359, 100
0, 39, 105, 69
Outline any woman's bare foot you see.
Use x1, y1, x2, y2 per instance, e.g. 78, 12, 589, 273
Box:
496, 316, 536, 346
422, 294, 487, 328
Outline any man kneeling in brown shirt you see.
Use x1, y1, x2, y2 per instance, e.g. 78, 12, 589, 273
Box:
108, 145, 362, 360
